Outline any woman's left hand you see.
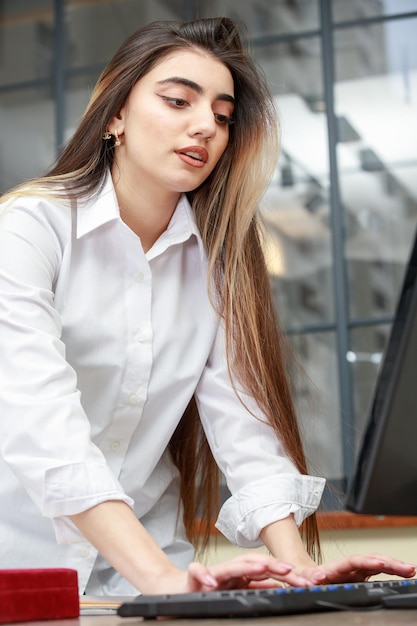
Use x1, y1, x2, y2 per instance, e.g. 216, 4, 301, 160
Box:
296, 554, 416, 586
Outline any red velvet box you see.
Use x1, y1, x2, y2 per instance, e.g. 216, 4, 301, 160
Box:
0, 568, 79, 623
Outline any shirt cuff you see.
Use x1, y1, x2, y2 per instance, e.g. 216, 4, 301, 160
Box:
215, 473, 325, 548
42, 461, 134, 544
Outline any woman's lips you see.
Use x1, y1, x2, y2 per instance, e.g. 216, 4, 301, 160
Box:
176, 146, 208, 168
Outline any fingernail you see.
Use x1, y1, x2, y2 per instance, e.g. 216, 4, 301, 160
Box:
312, 572, 326, 582
204, 575, 218, 587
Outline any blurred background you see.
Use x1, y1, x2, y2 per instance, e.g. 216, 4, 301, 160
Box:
1, 0, 416, 510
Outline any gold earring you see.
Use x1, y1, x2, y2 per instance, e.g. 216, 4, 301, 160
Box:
114, 131, 121, 147
103, 130, 112, 140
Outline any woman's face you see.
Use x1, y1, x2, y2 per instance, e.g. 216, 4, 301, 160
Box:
109, 48, 235, 202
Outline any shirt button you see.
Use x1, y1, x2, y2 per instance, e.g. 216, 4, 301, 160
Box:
128, 394, 139, 405
80, 548, 90, 558
135, 331, 147, 342
134, 272, 144, 282
110, 441, 120, 452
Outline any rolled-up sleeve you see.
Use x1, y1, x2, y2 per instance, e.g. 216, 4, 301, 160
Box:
196, 324, 325, 548
45, 463, 133, 544
216, 474, 324, 548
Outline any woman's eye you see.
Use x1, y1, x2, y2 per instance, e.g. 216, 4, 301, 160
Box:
215, 113, 234, 126
161, 96, 188, 108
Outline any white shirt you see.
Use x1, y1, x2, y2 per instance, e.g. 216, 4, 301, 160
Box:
0, 173, 325, 594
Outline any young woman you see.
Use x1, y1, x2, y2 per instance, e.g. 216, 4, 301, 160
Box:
0, 17, 414, 596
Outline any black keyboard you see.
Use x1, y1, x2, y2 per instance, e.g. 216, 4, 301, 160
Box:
117, 579, 417, 618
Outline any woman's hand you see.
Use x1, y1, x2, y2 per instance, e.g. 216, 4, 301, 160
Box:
260, 516, 416, 588
295, 554, 416, 586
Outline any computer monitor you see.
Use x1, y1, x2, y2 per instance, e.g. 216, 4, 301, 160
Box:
345, 228, 417, 515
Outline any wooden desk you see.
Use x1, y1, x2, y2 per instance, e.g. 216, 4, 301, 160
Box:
22, 610, 417, 625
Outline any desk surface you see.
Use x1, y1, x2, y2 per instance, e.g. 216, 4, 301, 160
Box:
22, 609, 417, 625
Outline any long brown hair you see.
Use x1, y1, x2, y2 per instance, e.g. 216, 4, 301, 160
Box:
2, 17, 320, 561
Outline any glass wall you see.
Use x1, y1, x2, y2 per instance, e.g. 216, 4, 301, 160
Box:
334, 8, 417, 465
1, 0, 416, 508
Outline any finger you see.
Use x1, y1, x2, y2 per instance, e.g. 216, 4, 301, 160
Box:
188, 559, 291, 590
330, 554, 415, 573
212, 563, 314, 589
209, 559, 293, 584
247, 579, 285, 589
375, 563, 416, 576
274, 571, 314, 587
363, 555, 416, 576
235, 568, 311, 587
321, 556, 386, 577
187, 562, 219, 590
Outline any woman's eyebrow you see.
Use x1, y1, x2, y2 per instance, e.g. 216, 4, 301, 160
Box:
156, 76, 235, 105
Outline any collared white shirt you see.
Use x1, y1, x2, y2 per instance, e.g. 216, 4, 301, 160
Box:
0, 173, 325, 594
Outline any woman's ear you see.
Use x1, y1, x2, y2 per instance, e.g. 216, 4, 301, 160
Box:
107, 108, 125, 136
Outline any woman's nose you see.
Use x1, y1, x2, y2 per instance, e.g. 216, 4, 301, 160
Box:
188, 105, 217, 140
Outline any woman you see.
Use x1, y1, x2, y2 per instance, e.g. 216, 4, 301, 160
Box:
0, 17, 414, 595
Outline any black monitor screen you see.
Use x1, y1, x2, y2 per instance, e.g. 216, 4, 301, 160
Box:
346, 230, 417, 515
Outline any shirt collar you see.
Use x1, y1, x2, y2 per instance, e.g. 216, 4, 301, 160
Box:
76, 171, 120, 239
146, 193, 206, 262
75, 171, 206, 262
